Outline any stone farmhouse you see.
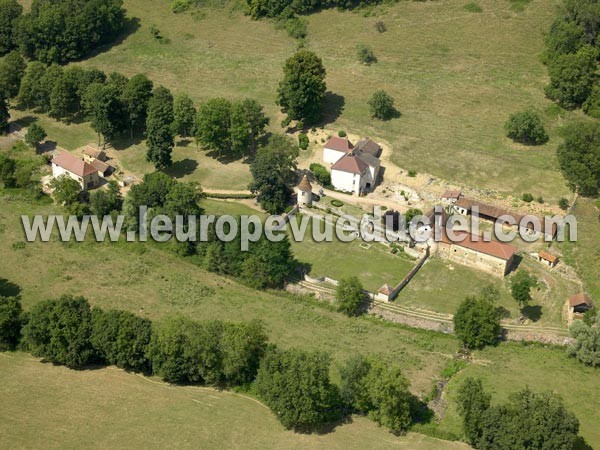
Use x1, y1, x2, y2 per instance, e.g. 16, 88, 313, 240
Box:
566, 293, 593, 325
51, 152, 99, 190
323, 136, 382, 195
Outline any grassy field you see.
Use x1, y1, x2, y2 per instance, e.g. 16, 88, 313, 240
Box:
0, 352, 470, 450
288, 216, 416, 291
10, 0, 574, 201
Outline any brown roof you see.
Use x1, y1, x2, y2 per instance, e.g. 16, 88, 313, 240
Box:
568, 293, 592, 308
298, 174, 312, 191
355, 138, 381, 157
81, 145, 106, 161
454, 197, 556, 238
331, 153, 369, 174
441, 190, 462, 200
441, 229, 517, 261
324, 136, 353, 153
91, 159, 110, 174
378, 284, 393, 295
539, 250, 558, 263
52, 152, 97, 178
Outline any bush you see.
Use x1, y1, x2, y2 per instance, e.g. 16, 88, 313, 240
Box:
330, 199, 343, 207
255, 348, 341, 430
357, 44, 377, 65
22, 295, 96, 368
368, 90, 396, 120
309, 163, 331, 187
375, 21, 386, 33
338, 130, 346, 137
559, 197, 569, 210
298, 132, 309, 150
522, 192, 534, 202
336, 276, 365, 316
407, 170, 417, 177
281, 116, 291, 129
504, 111, 549, 145
463, 2, 482, 12
284, 17, 307, 39
454, 294, 501, 350
536, 196, 544, 204
0, 295, 23, 350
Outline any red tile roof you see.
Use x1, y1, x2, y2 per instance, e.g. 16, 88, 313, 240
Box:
331, 153, 369, 174
568, 293, 592, 308
324, 136, 353, 153
441, 190, 462, 200
52, 152, 97, 178
441, 229, 517, 261
539, 250, 558, 263
90, 159, 110, 174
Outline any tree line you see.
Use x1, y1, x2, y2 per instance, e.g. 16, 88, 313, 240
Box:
0, 293, 426, 434
0, 0, 126, 64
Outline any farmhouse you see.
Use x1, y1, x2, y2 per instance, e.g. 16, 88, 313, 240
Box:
435, 229, 517, 277
81, 144, 107, 163
454, 197, 557, 240
324, 136, 382, 195
51, 152, 99, 190
441, 190, 462, 204
566, 293, 593, 324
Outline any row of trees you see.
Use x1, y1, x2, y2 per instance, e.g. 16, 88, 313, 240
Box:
1, 293, 421, 433
544, 0, 600, 113
0, 0, 126, 64
457, 377, 580, 449
245, 0, 386, 20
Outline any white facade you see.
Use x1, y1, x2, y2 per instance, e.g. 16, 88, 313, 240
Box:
323, 147, 346, 165
51, 163, 98, 190
331, 169, 367, 196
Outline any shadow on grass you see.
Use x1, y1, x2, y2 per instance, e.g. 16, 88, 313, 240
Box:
319, 92, 345, 127
77, 17, 141, 62
0, 278, 21, 297
163, 158, 199, 178
522, 304, 542, 322
37, 140, 57, 154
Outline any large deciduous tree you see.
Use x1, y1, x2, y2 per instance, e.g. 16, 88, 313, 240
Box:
249, 134, 298, 214
0, 51, 26, 98
504, 111, 548, 145
454, 292, 501, 350
146, 86, 175, 169
277, 49, 327, 124
172, 93, 196, 138
336, 276, 365, 316
0, 0, 22, 55
121, 74, 153, 138
557, 121, 600, 196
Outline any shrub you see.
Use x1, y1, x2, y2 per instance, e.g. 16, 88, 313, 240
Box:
0, 295, 23, 350
330, 199, 343, 207
454, 294, 501, 350
338, 130, 346, 137
504, 111, 549, 145
522, 192, 534, 202
368, 90, 396, 120
255, 348, 341, 430
298, 132, 309, 150
284, 17, 307, 39
309, 163, 331, 187
375, 21, 386, 33
357, 44, 377, 65
336, 276, 365, 316
22, 295, 96, 368
559, 197, 569, 210
536, 196, 544, 204
407, 170, 417, 177
463, 2, 482, 12
281, 116, 291, 129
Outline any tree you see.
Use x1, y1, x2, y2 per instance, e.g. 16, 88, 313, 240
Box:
336, 276, 365, 316
146, 86, 175, 169
276, 49, 327, 124
504, 111, 549, 145
22, 295, 96, 368
545, 45, 598, 109
0, 153, 16, 187
91, 308, 152, 373
121, 74, 153, 138
220, 320, 268, 385
90, 181, 121, 216
0, 51, 26, 98
236, 98, 269, 154
82, 82, 122, 146
368, 90, 396, 120
49, 75, 77, 120
255, 347, 341, 429
0, 0, 22, 55
340, 355, 415, 434
557, 121, 600, 196
172, 93, 196, 138
249, 134, 298, 214
456, 377, 491, 445
454, 294, 501, 350
24, 123, 46, 149
583, 84, 600, 118
194, 97, 231, 155
544, 18, 586, 61
49, 175, 81, 206
510, 270, 536, 312
240, 235, 296, 289
17, 61, 46, 109
0, 91, 8, 134
0, 295, 23, 350
15, 0, 125, 64
568, 312, 600, 367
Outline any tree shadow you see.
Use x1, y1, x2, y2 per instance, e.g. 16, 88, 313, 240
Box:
12, 116, 37, 131
163, 158, 199, 178
111, 134, 143, 151
507, 254, 523, 275
0, 278, 21, 297
293, 415, 353, 435
75, 17, 141, 62
574, 436, 594, 450
205, 149, 243, 164
37, 140, 57, 154
496, 306, 511, 319
319, 92, 345, 127
176, 138, 193, 148
522, 304, 542, 322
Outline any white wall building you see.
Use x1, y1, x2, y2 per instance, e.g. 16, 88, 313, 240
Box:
51, 152, 99, 190
323, 136, 354, 164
